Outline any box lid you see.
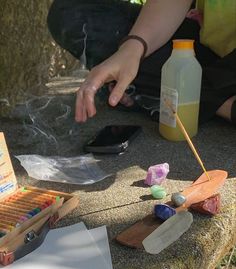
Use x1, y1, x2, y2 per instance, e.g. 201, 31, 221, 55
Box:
0, 132, 18, 200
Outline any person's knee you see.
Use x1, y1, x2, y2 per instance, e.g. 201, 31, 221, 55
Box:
47, 0, 63, 44
47, 0, 141, 65
47, 0, 85, 59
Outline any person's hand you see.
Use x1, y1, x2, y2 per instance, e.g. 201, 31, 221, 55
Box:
75, 40, 144, 122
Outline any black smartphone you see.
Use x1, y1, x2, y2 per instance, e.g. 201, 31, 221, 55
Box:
84, 125, 142, 154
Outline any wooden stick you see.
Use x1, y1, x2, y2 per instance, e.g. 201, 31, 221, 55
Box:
165, 101, 211, 181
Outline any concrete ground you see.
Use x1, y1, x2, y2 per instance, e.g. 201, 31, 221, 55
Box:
1, 95, 236, 269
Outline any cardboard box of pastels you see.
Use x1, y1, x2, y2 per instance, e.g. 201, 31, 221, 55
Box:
0, 132, 79, 266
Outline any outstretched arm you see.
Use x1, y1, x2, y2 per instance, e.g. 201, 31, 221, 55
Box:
75, 0, 193, 122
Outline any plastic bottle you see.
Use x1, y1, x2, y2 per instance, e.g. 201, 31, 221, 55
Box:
159, 39, 202, 141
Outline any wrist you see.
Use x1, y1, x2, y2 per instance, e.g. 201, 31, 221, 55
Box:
118, 35, 148, 61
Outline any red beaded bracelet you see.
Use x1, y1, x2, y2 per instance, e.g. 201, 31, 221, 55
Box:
119, 35, 148, 61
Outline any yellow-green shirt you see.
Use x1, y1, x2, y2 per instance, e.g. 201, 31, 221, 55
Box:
197, 0, 236, 57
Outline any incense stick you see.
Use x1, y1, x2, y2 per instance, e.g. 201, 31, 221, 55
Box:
165, 101, 211, 181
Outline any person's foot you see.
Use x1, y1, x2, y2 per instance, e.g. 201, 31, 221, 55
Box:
216, 95, 236, 123
108, 82, 135, 107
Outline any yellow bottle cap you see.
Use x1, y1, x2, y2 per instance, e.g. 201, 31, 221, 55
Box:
173, 39, 194, 49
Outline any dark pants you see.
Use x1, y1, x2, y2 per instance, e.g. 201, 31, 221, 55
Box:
47, 0, 236, 123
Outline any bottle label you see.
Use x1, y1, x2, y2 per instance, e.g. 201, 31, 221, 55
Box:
160, 86, 178, 127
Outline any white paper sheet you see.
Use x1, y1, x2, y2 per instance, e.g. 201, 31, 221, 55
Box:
4, 222, 113, 269
89, 226, 113, 269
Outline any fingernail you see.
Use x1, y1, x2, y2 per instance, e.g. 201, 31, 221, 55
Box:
110, 96, 118, 106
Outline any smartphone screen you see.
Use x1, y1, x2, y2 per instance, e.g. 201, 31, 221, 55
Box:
84, 125, 142, 154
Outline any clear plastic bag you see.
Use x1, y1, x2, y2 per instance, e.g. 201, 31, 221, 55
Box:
15, 154, 109, 185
